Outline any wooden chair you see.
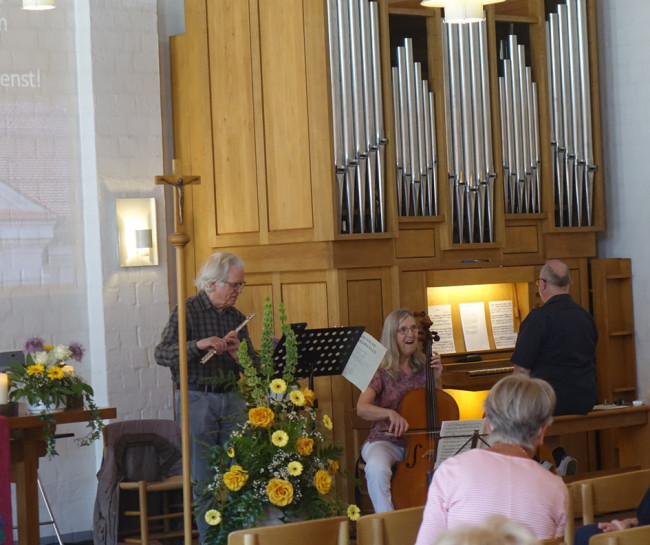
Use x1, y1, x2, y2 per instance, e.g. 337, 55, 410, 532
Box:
564, 469, 650, 545
588, 525, 650, 545
541, 537, 565, 545
227, 516, 349, 545
356, 506, 424, 545
96, 419, 195, 545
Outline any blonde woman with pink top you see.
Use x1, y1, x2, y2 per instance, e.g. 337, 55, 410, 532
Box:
414, 374, 567, 545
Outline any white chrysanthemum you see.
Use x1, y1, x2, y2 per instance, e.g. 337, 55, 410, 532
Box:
32, 351, 52, 365
52, 344, 72, 362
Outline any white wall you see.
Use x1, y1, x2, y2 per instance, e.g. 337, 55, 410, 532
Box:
595, 0, 650, 404
0, 0, 178, 539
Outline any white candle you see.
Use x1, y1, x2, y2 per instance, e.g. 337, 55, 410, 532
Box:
0, 373, 8, 404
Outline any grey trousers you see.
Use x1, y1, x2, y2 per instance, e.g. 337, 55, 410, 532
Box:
175, 389, 246, 543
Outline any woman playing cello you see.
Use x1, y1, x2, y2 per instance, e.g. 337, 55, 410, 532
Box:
356, 308, 444, 513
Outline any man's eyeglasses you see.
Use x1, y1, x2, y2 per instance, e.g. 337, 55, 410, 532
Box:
536, 277, 548, 287
221, 281, 246, 290
397, 325, 419, 336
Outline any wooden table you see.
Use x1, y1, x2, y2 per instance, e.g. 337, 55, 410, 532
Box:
9, 405, 117, 545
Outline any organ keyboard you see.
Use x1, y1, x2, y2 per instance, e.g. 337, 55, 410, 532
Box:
442, 360, 514, 391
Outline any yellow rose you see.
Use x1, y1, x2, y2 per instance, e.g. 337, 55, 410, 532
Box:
266, 478, 294, 506
295, 437, 314, 456
289, 390, 305, 407
301, 387, 316, 407
272, 430, 289, 447
249, 406, 275, 428
323, 414, 333, 431
328, 459, 339, 474
223, 465, 249, 491
314, 469, 332, 495
270, 379, 287, 394
347, 504, 361, 521
205, 509, 222, 526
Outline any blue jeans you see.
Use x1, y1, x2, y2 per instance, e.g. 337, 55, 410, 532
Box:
574, 524, 603, 545
175, 390, 246, 544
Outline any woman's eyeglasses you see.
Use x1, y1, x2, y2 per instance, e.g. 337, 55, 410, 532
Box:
397, 325, 419, 335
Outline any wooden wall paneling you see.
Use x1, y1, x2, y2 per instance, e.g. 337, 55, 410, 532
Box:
544, 231, 597, 258
222, 242, 330, 275
590, 258, 637, 404
259, 0, 314, 235
399, 269, 428, 315
304, 0, 337, 241
207, 0, 260, 240
232, 280, 273, 350
171, 0, 216, 294
339, 267, 394, 504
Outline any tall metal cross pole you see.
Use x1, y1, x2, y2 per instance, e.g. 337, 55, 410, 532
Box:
155, 163, 200, 545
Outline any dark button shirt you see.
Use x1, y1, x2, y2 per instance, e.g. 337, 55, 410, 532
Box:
154, 290, 257, 387
511, 293, 598, 415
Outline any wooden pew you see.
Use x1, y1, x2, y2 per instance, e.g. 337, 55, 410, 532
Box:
546, 405, 650, 473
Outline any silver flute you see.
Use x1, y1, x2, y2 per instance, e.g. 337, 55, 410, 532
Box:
200, 313, 255, 365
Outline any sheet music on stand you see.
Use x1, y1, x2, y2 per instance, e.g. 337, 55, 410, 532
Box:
434, 419, 490, 469
272, 325, 366, 391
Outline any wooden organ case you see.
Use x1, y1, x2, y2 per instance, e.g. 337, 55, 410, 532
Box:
167, 0, 637, 506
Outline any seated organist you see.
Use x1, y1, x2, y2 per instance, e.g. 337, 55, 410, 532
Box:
511, 259, 598, 476
414, 374, 568, 545
356, 308, 444, 513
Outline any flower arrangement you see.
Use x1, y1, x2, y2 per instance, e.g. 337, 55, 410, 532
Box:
7, 337, 105, 456
200, 298, 359, 545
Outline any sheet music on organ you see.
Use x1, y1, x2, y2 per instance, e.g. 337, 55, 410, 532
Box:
488, 300, 518, 349
428, 304, 456, 354
434, 419, 489, 469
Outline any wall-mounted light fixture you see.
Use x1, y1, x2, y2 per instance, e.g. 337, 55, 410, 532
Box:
22, 0, 56, 10
116, 198, 159, 267
420, 0, 505, 23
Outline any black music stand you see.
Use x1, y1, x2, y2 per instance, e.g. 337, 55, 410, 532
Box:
272, 325, 365, 393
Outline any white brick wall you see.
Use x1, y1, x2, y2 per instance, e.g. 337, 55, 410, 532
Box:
1, 0, 177, 538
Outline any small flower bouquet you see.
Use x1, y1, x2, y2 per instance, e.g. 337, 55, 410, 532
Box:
201, 299, 358, 545
7, 337, 105, 456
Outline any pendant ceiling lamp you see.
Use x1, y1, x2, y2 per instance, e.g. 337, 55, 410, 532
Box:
421, 0, 505, 23
22, 0, 55, 10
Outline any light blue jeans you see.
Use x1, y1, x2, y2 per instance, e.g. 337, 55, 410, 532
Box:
361, 440, 405, 513
175, 389, 246, 544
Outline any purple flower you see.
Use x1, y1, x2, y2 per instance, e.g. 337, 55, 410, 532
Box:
68, 342, 84, 362
24, 337, 44, 354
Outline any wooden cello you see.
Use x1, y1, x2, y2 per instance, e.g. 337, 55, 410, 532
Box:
391, 313, 460, 509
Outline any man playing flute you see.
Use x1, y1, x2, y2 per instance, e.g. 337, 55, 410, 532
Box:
155, 251, 258, 543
